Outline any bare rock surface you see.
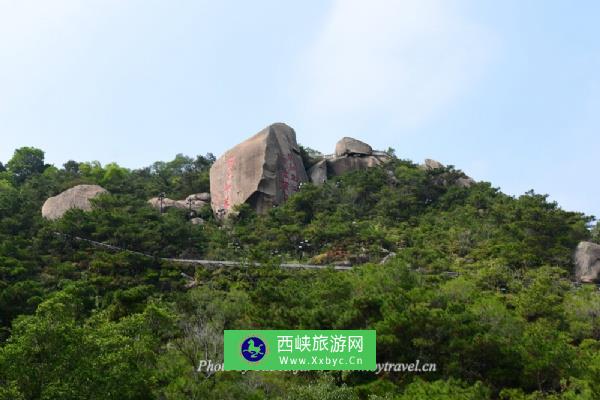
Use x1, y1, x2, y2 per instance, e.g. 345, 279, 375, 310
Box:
42, 184, 107, 220
209, 123, 308, 216
308, 160, 328, 186
327, 155, 387, 177
574, 241, 600, 283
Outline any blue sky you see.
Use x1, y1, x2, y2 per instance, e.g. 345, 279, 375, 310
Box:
1, 1, 598, 218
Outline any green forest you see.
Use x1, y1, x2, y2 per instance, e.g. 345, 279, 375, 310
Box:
1, 146, 599, 399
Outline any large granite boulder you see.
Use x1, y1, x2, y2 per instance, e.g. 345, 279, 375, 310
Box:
335, 137, 373, 157
574, 241, 600, 283
42, 184, 107, 220
209, 123, 308, 216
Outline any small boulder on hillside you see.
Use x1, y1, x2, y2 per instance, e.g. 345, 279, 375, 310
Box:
421, 159, 445, 170
420, 158, 476, 188
574, 241, 600, 283
42, 184, 108, 220
335, 137, 373, 157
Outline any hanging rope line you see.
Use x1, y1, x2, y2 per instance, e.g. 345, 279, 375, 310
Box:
53, 232, 353, 271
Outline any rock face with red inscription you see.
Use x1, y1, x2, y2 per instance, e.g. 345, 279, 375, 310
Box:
209, 123, 308, 217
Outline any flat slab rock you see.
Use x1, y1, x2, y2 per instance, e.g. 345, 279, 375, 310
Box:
186, 192, 211, 202
147, 196, 207, 212
574, 241, 600, 283
209, 123, 308, 216
42, 184, 107, 220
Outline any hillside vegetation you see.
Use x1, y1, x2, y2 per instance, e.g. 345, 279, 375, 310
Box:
1, 147, 599, 399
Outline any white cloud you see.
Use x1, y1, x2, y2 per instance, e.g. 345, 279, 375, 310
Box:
301, 0, 494, 130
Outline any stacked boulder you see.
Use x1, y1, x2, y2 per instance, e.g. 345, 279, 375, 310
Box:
209, 123, 308, 217
208, 124, 479, 216
308, 137, 391, 185
335, 137, 373, 157
42, 184, 108, 220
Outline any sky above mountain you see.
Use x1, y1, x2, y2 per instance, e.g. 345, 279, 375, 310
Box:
1, 0, 598, 219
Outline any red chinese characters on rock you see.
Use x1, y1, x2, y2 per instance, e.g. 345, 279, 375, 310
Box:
280, 153, 301, 201
222, 156, 236, 210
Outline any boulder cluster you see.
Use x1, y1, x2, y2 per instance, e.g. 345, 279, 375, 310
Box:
42, 125, 394, 223
207, 124, 484, 217
39, 122, 598, 284
209, 124, 393, 217
40, 124, 478, 222
307, 137, 391, 186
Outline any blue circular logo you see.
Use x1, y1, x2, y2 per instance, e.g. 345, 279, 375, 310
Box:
241, 336, 266, 362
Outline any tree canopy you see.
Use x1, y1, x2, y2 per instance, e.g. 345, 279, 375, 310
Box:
6, 147, 47, 183
0, 147, 598, 399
